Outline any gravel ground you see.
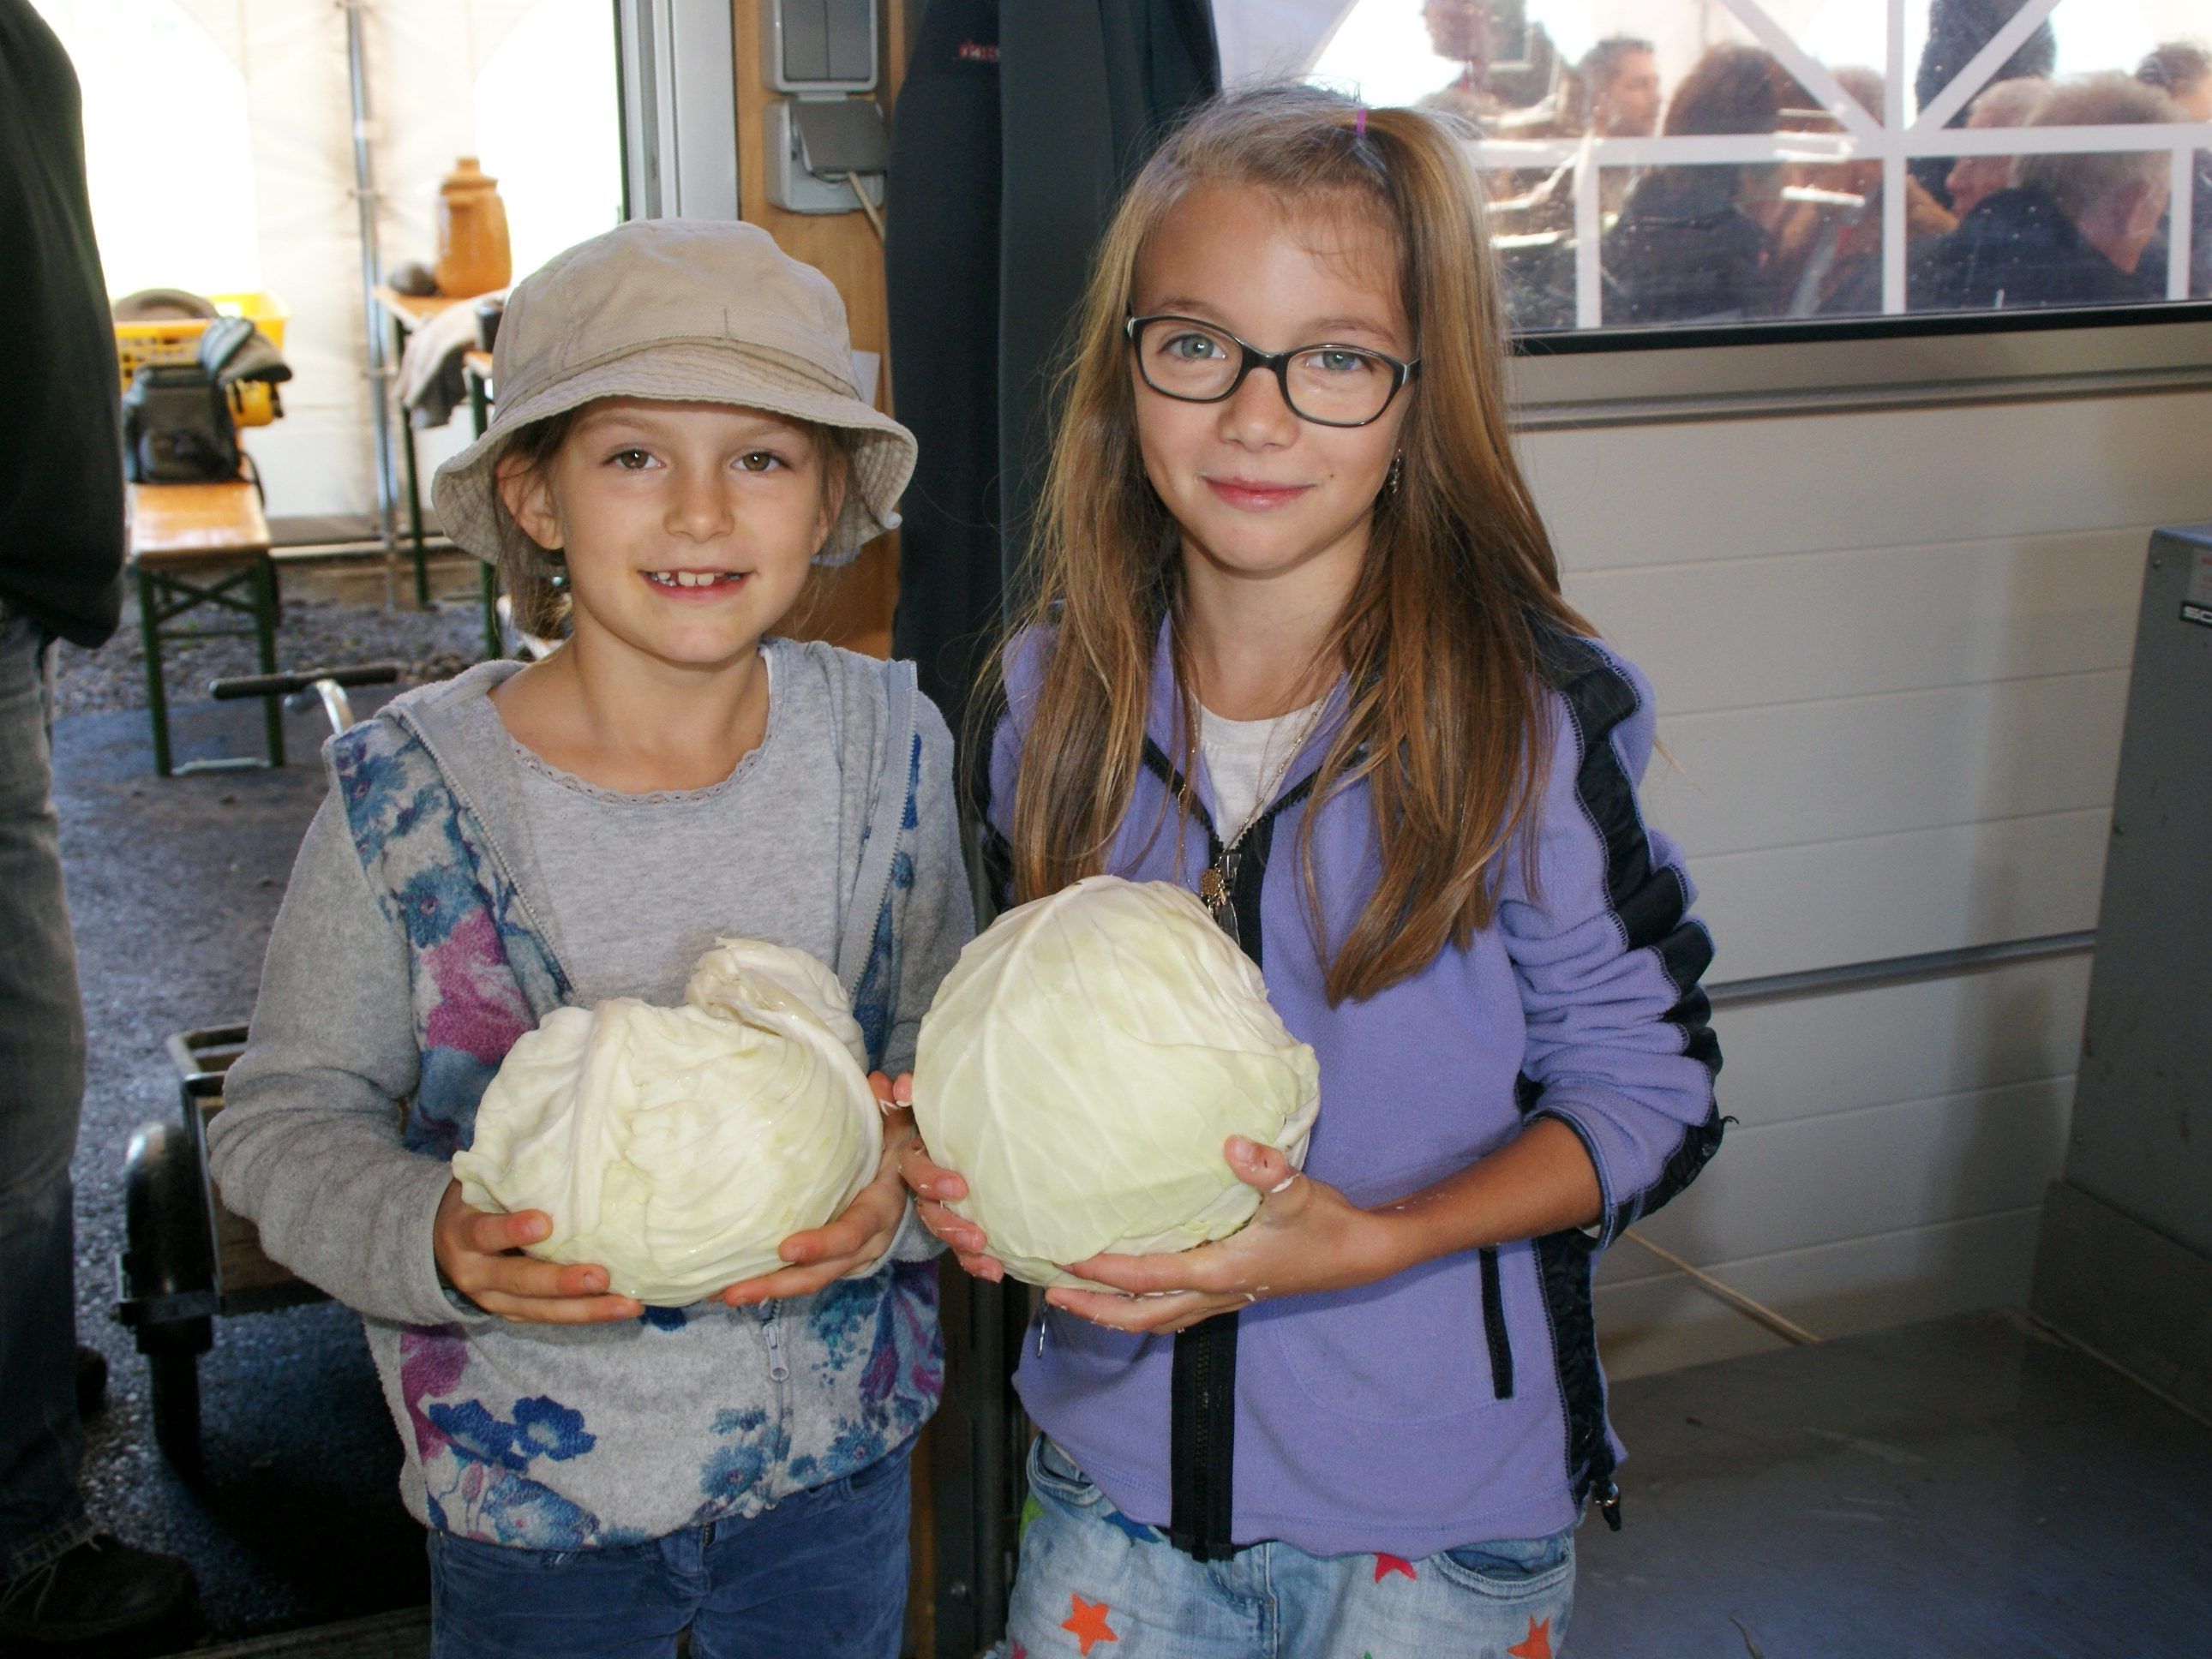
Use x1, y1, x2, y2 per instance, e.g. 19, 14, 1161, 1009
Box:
57, 590, 487, 719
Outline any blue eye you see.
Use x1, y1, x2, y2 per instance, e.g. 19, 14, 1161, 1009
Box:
1305, 349, 1376, 375
1164, 332, 1226, 361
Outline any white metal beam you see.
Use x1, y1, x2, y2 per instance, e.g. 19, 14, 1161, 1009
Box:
1910, 0, 2065, 133
1711, 0, 1882, 139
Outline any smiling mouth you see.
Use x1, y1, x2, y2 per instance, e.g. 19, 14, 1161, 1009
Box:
1205, 478, 1313, 510
644, 570, 748, 590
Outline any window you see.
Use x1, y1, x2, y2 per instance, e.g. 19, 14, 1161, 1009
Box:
1219, 2, 2212, 338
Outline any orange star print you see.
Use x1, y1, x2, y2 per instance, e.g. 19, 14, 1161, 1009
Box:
1061, 1593, 1118, 1655
1507, 1614, 1554, 1658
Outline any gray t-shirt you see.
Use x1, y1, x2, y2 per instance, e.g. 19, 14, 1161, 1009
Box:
492, 640, 844, 1008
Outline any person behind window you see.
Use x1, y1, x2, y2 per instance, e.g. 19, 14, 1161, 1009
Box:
1584, 35, 1660, 140
1912, 75, 2181, 312
1602, 44, 1804, 325
1942, 76, 2055, 222
1770, 68, 1958, 318
2137, 40, 2211, 297
1580, 35, 1659, 222
1912, 0, 2058, 208
1418, 0, 1561, 133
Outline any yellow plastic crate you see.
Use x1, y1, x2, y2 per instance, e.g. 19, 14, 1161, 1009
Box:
115, 291, 289, 428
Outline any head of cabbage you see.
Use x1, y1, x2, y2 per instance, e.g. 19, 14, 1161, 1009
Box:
912, 875, 1320, 1287
451, 940, 881, 1306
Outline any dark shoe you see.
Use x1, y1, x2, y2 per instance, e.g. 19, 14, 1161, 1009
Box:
0, 1534, 193, 1644
75, 1346, 108, 1420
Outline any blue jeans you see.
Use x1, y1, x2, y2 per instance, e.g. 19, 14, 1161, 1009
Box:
426, 1440, 912, 1658
0, 608, 94, 1583
1004, 1435, 1576, 1659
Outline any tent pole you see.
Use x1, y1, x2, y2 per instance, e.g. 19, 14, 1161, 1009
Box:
342, 0, 399, 571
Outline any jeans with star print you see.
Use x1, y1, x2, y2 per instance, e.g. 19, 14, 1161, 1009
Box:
1001, 1434, 1576, 1659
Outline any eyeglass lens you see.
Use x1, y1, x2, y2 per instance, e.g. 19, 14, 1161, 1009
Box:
1135, 319, 1398, 425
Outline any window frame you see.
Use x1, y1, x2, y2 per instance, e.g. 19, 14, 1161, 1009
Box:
1508, 307, 2212, 430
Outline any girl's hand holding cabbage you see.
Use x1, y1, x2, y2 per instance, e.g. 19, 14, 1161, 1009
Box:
906, 876, 1323, 1291
448, 939, 903, 1311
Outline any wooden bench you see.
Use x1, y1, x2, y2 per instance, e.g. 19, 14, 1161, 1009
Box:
128, 481, 282, 776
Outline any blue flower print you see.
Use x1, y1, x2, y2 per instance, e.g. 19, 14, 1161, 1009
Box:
695, 1406, 792, 1518
807, 1277, 885, 1372
425, 1398, 527, 1471
639, 1305, 688, 1332
393, 860, 489, 951
512, 1397, 596, 1462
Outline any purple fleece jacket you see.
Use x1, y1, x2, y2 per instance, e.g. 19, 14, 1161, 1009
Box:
985, 622, 1723, 1560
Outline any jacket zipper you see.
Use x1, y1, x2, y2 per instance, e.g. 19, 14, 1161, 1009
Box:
1479, 1246, 1516, 1400
760, 1300, 789, 1420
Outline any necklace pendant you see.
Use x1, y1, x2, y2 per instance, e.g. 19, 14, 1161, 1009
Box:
1199, 860, 1238, 941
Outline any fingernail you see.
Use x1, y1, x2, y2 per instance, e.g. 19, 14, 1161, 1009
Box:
1226, 1135, 1256, 1161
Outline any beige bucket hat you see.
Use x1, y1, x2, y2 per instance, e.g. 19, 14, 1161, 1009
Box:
431, 218, 914, 568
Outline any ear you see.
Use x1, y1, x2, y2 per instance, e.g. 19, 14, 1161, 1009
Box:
2123, 177, 2167, 241
814, 447, 850, 554
495, 449, 564, 552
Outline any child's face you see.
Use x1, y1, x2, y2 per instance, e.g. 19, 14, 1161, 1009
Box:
501, 398, 838, 673
1130, 183, 1412, 604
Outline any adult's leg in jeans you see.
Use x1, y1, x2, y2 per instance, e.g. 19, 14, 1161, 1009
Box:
0, 611, 93, 1581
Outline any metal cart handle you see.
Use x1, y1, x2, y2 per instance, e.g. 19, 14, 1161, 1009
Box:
209, 662, 402, 736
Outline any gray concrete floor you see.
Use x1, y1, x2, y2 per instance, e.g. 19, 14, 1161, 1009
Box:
1575, 1308, 2212, 1656
57, 692, 428, 1651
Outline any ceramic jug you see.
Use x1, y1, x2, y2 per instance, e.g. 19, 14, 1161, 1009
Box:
435, 158, 512, 297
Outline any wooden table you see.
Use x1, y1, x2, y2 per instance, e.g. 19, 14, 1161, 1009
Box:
128, 481, 281, 776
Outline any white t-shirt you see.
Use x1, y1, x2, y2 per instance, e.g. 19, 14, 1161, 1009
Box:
1200, 698, 1324, 835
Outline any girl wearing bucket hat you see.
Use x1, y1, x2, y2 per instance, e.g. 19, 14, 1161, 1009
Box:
207, 219, 970, 1657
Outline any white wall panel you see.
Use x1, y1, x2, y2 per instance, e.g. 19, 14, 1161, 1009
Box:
1567, 529, 2147, 716
1693, 807, 2109, 981
1530, 384, 2206, 1379
1644, 672, 2131, 858
1711, 958, 2092, 1132
1625, 1076, 2073, 1267
1597, 1208, 2044, 1382
1522, 392, 2212, 572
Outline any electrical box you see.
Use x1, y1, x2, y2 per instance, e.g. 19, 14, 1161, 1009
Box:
762, 0, 884, 215
764, 0, 877, 94
765, 99, 887, 216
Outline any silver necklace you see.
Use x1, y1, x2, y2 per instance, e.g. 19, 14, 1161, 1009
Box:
1197, 695, 1327, 942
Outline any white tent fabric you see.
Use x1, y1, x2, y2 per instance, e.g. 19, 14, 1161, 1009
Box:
36, 0, 620, 523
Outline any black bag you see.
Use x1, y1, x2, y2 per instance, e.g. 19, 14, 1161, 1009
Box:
121, 361, 242, 485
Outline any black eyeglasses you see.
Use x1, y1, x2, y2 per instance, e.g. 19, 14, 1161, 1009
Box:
1125, 314, 1420, 428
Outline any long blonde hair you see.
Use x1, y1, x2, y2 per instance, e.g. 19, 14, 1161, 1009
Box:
995, 85, 1592, 1004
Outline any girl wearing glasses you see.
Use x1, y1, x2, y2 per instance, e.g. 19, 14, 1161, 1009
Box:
896, 85, 1723, 1656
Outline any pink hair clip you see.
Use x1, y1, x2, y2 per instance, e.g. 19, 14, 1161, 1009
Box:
1354, 105, 1368, 138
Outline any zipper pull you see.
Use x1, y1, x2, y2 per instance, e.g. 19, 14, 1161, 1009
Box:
762, 1304, 788, 1383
